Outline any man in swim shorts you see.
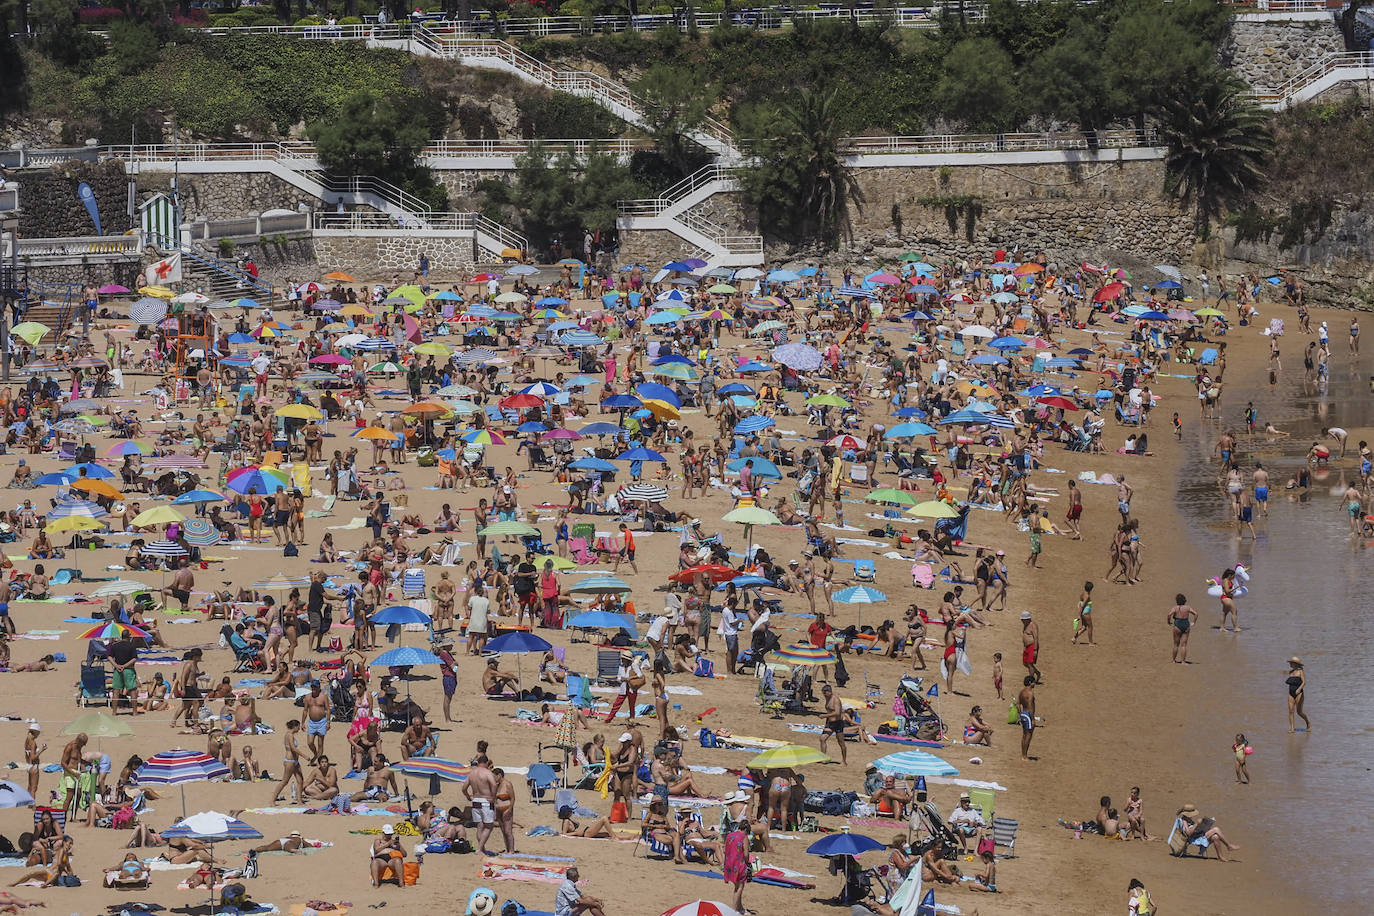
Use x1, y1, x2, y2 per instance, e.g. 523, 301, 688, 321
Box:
463, 754, 499, 855
1020, 611, 1041, 685
817, 684, 848, 766
1252, 462, 1270, 518
302, 681, 331, 764
1017, 676, 1037, 762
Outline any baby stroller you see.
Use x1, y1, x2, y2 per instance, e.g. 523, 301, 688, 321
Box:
329, 676, 356, 723
892, 675, 945, 740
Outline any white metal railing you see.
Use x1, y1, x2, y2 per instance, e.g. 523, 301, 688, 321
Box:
17, 235, 142, 257
841, 128, 1161, 155
619, 164, 741, 216
311, 211, 526, 250
1248, 52, 1374, 104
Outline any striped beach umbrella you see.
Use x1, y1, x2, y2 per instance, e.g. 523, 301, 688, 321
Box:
460, 429, 506, 445
660, 902, 742, 916
392, 757, 469, 782
90, 579, 153, 597
568, 575, 633, 595
161, 810, 262, 841
834, 585, 889, 604
253, 574, 310, 591
140, 540, 188, 559
48, 499, 108, 520
559, 329, 605, 347
456, 347, 499, 365
103, 441, 148, 457
773, 643, 837, 666
135, 749, 230, 786
77, 621, 152, 641
872, 749, 960, 777
182, 518, 221, 547
129, 297, 169, 325
620, 483, 669, 503
150, 454, 206, 469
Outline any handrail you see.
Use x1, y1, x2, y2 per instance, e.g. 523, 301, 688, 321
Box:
1247, 51, 1374, 102
17, 235, 142, 257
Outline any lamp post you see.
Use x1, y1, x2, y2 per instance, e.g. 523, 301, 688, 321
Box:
0, 180, 20, 383
164, 117, 180, 250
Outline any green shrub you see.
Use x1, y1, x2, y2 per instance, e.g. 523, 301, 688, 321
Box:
339, 16, 364, 24
294, 16, 324, 26
217, 238, 236, 257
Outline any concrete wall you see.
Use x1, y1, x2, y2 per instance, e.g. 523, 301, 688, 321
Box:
1220, 18, 1347, 89
16, 160, 133, 239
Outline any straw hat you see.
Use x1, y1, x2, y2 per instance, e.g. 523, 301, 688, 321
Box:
1288, 656, 1303, 667
1179, 804, 1200, 818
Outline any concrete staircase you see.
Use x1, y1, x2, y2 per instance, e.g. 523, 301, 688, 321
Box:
1249, 51, 1374, 107
617, 165, 763, 269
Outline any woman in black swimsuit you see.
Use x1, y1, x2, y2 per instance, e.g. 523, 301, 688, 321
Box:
1285, 656, 1310, 733
1168, 595, 1198, 664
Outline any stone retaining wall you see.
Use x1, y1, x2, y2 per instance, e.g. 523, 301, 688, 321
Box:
137, 171, 322, 222
1220, 19, 1346, 89
16, 160, 133, 239
312, 235, 479, 276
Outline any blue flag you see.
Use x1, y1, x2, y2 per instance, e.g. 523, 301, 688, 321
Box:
916, 889, 936, 915
76, 182, 102, 236
926, 683, 939, 698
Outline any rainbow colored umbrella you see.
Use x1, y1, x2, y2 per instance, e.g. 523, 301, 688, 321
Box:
225, 466, 292, 494
77, 621, 152, 640
460, 429, 507, 445
773, 643, 837, 666
393, 757, 469, 782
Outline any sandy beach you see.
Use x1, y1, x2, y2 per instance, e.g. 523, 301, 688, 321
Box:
0, 272, 1359, 916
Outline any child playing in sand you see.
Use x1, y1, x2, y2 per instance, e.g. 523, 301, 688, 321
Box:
992, 652, 1004, 700
1233, 733, 1252, 784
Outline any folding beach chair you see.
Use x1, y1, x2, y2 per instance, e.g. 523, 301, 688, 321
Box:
402, 568, 426, 600
526, 763, 557, 804
853, 559, 876, 582
1167, 817, 1215, 859
77, 663, 111, 707
595, 649, 621, 686
992, 817, 1019, 857
968, 788, 996, 823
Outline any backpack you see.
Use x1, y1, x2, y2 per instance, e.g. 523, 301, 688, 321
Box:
283, 542, 299, 557
501, 902, 527, 916
243, 849, 259, 879
698, 727, 719, 749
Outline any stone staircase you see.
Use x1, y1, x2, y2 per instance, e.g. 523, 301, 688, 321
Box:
616, 165, 763, 269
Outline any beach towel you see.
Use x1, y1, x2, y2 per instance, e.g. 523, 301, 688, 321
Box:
480, 858, 576, 885
676, 868, 814, 889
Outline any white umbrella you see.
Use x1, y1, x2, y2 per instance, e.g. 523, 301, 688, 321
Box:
958, 325, 995, 338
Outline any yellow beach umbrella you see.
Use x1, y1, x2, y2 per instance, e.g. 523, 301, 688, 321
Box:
907, 500, 959, 519
640, 398, 680, 421
138, 285, 174, 299
46, 516, 106, 535
747, 744, 830, 770
339, 305, 374, 318
10, 322, 50, 346
130, 505, 187, 527
275, 404, 323, 420
412, 342, 453, 357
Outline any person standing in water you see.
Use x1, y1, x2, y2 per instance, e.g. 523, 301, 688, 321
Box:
1285, 657, 1310, 733
1168, 595, 1198, 664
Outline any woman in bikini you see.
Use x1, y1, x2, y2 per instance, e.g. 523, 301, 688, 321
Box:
558, 805, 614, 838
1285, 656, 1311, 733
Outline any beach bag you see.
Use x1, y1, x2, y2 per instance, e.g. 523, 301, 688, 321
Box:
425, 839, 452, 854
57, 875, 81, 887
283, 542, 299, 557
699, 728, 719, 749
977, 835, 995, 857
111, 805, 136, 829
501, 903, 527, 916
693, 658, 714, 678
221, 884, 249, 907
403, 862, 420, 886
1007, 703, 1019, 725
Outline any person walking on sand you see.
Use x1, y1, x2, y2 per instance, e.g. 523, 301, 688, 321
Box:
1064, 479, 1082, 539
1020, 611, 1041, 684
1168, 595, 1198, 663
1285, 657, 1311, 733
818, 684, 848, 766
1072, 581, 1094, 646
1233, 734, 1252, 784
272, 719, 305, 803
1116, 474, 1133, 524
1017, 676, 1037, 761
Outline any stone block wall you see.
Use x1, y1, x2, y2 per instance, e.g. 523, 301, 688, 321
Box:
436, 169, 514, 201
1220, 19, 1346, 89
312, 235, 479, 276
137, 171, 322, 221
16, 160, 133, 239
616, 228, 699, 273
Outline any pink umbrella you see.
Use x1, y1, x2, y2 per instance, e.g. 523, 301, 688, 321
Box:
1169, 309, 1196, 321
310, 354, 349, 365
98, 284, 131, 294
542, 428, 582, 440
1024, 337, 1053, 350
868, 273, 901, 285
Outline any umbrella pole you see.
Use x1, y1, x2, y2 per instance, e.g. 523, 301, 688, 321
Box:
180, 783, 187, 818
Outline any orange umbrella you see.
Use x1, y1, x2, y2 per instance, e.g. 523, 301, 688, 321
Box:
322, 271, 357, 282
70, 478, 123, 500
353, 426, 400, 441
402, 402, 451, 418
1013, 263, 1044, 275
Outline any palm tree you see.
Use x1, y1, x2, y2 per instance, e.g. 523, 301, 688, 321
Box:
1157, 69, 1272, 237
779, 87, 865, 246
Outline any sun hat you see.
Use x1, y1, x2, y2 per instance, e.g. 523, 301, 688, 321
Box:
1288, 656, 1303, 667
619, 650, 634, 661
381, 823, 394, 834
1179, 804, 1200, 817
1020, 611, 1032, 620
618, 731, 634, 743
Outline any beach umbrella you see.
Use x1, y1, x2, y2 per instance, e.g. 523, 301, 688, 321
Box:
163, 810, 264, 914
1154, 265, 1183, 281
771, 342, 823, 371
77, 621, 151, 640
486, 631, 554, 684
478, 520, 538, 538
103, 441, 148, 458
578, 423, 623, 439
648, 362, 699, 381
0, 781, 35, 809
500, 393, 544, 410
353, 426, 401, 442
774, 643, 837, 666
171, 489, 227, 509
725, 456, 781, 479
805, 394, 850, 408
139, 540, 188, 560
569, 457, 618, 473
1093, 282, 1125, 303
620, 483, 669, 503
460, 429, 507, 446
47, 499, 107, 520
65, 462, 114, 479
827, 434, 867, 450
371, 605, 431, 626
252, 573, 309, 592
907, 501, 960, 519
718, 574, 771, 590
635, 382, 681, 406
11, 321, 50, 345
884, 422, 937, 438
568, 575, 633, 595
566, 610, 637, 634
516, 421, 550, 434
958, 325, 995, 338
646, 311, 681, 326
91, 579, 153, 598
733, 415, 775, 435
226, 466, 291, 495
135, 750, 231, 815
834, 586, 888, 628
62, 711, 134, 739
371, 646, 445, 669
33, 472, 75, 487
669, 565, 739, 585
805, 832, 886, 857
747, 744, 829, 770
99, 283, 131, 294
616, 447, 667, 463
130, 505, 186, 527
872, 750, 959, 777
661, 903, 742, 916
989, 336, 1025, 350
181, 518, 221, 548
867, 489, 916, 505
723, 505, 780, 560
393, 757, 469, 782
968, 354, 1008, 366
275, 404, 323, 421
